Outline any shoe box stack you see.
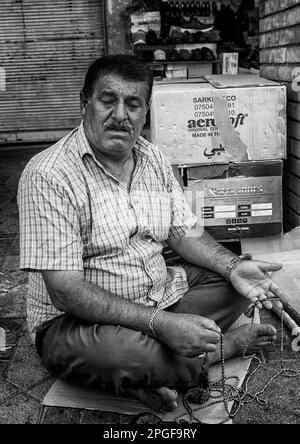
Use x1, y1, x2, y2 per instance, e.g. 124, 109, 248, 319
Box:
150, 74, 287, 241
130, 1, 225, 80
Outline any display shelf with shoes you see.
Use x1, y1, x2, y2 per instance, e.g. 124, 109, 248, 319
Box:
134, 42, 217, 58
133, 42, 219, 79
129, 1, 226, 79
130, 1, 222, 47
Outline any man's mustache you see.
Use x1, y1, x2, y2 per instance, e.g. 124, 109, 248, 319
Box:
104, 120, 134, 134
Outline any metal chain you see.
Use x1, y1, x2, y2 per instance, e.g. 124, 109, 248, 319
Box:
175, 299, 300, 424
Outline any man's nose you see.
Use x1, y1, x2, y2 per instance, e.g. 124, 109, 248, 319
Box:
113, 101, 127, 122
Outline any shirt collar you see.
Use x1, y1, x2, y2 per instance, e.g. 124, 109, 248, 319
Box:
76, 121, 97, 160
76, 120, 151, 162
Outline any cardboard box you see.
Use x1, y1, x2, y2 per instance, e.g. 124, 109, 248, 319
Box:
188, 63, 213, 78
165, 63, 213, 80
151, 75, 286, 165
166, 63, 188, 79
181, 161, 283, 241
220, 53, 239, 75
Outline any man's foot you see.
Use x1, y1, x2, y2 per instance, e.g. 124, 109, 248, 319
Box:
128, 324, 276, 411
128, 387, 178, 412
210, 323, 277, 365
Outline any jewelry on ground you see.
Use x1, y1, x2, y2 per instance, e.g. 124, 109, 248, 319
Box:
174, 296, 300, 424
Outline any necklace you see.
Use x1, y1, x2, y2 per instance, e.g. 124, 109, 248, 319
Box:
175, 300, 300, 424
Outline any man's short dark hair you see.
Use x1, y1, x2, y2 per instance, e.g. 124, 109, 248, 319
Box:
82, 55, 154, 107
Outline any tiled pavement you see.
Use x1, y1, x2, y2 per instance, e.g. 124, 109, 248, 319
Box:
0, 148, 300, 424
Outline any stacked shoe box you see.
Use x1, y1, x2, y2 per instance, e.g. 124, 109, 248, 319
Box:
151, 74, 287, 241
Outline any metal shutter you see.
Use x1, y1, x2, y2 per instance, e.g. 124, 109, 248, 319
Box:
0, 0, 106, 145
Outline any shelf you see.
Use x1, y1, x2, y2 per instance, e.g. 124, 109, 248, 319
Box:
133, 43, 218, 50
149, 60, 218, 65
133, 42, 218, 65
133, 42, 219, 77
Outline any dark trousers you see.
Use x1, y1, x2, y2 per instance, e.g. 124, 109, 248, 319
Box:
35, 262, 249, 395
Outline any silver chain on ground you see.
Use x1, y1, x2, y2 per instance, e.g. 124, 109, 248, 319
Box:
175, 299, 300, 424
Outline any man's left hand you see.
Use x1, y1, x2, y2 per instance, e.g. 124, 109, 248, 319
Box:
230, 260, 289, 310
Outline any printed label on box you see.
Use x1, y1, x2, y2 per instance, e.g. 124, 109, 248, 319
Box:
151, 80, 286, 165
184, 161, 283, 240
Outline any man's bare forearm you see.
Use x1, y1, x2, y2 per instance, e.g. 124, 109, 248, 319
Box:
166, 227, 236, 278
42, 270, 157, 335
41, 270, 222, 357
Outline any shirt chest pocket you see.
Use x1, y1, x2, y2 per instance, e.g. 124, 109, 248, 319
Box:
135, 189, 172, 241
81, 190, 137, 256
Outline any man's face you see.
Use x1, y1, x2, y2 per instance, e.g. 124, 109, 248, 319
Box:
81, 74, 148, 159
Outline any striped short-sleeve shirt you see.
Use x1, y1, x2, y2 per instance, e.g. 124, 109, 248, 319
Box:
18, 122, 197, 338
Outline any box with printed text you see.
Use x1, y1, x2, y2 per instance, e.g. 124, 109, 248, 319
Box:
151, 75, 286, 165
175, 161, 283, 241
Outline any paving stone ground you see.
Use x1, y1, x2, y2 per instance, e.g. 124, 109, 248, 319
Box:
0, 148, 299, 424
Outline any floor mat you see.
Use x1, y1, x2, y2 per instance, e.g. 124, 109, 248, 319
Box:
42, 313, 258, 424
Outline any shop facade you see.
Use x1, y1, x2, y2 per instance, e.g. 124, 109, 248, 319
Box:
1, 0, 299, 233
0, 0, 260, 147
0, 0, 106, 146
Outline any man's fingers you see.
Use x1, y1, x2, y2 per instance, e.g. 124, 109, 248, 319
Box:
249, 292, 272, 310
269, 280, 289, 304
261, 297, 273, 310
258, 261, 283, 273
200, 317, 222, 335
248, 287, 264, 309
266, 290, 283, 310
201, 329, 221, 346
202, 343, 218, 353
197, 339, 219, 354
247, 279, 287, 310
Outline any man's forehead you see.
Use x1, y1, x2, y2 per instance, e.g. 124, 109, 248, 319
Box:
93, 73, 147, 97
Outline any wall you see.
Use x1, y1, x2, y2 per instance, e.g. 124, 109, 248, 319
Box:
260, 0, 300, 231
105, 0, 132, 55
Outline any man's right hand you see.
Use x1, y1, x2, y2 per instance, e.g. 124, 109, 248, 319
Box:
154, 311, 221, 358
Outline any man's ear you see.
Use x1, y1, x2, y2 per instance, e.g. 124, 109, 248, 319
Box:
80, 91, 88, 116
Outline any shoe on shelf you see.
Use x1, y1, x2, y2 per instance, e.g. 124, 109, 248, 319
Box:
179, 49, 192, 61
182, 30, 192, 43
133, 30, 146, 45
192, 48, 203, 61
205, 1, 211, 17
212, 1, 218, 16
167, 49, 180, 61
145, 29, 159, 45
170, 29, 183, 44
200, 1, 206, 17
194, 31, 207, 43
154, 49, 167, 61
200, 47, 216, 61
180, 16, 192, 28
